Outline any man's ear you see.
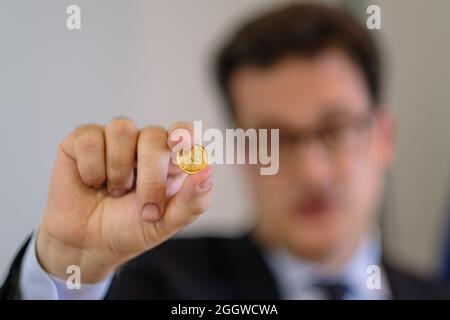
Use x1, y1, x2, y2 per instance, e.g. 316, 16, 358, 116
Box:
373, 106, 396, 169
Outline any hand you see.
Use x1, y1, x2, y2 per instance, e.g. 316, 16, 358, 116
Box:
36, 119, 213, 283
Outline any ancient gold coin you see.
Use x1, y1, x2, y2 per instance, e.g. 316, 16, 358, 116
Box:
177, 144, 208, 174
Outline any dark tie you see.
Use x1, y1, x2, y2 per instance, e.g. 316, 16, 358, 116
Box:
315, 281, 349, 300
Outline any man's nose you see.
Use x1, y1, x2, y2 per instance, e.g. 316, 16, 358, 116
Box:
292, 139, 333, 187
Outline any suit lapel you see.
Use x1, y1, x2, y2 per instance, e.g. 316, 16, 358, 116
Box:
225, 234, 280, 299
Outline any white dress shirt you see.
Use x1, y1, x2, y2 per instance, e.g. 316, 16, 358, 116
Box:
263, 236, 391, 299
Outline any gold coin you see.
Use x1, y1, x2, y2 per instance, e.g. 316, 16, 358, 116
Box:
177, 144, 208, 174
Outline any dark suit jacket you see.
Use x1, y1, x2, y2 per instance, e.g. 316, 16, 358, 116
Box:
1, 234, 450, 299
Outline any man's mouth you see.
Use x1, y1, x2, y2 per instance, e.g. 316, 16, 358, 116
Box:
293, 196, 337, 216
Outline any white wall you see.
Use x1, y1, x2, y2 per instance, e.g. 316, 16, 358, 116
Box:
376, 0, 450, 274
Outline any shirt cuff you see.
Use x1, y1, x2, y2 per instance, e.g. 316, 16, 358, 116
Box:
19, 232, 113, 300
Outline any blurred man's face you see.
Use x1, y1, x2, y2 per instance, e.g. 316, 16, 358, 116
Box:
229, 49, 394, 263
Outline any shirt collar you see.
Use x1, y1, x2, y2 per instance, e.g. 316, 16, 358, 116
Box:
262, 234, 391, 299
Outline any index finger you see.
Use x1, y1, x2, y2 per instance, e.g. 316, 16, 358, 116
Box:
137, 126, 170, 221
167, 122, 194, 176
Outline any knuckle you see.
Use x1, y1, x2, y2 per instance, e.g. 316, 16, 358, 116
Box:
76, 135, 103, 153
169, 122, 193, 133
178, 193, 211, 216
107, 119, 137, 138
73, 125, 104, 154
140, 126, 168, 142
168, 123, 193, 140
62, 124, 103, 156
82, 170, 105, 187
74, 124, 103, 136
191, 199, 211, 215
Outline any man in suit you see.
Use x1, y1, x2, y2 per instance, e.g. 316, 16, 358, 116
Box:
2, 2, 449, 300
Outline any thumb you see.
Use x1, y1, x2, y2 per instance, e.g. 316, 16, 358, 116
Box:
155, 166, 214, 234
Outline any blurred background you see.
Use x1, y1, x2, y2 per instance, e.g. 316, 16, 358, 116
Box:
0, 0, 449, 282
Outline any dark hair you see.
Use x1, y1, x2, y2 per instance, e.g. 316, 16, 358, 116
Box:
215, 2, 382, 118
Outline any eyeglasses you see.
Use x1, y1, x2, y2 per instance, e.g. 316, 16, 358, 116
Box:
277, 113, 375, 161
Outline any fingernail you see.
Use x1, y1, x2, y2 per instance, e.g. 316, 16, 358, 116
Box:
141, 203, 161, 221
111, 188, 126, 197
198, 175, 213, 191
